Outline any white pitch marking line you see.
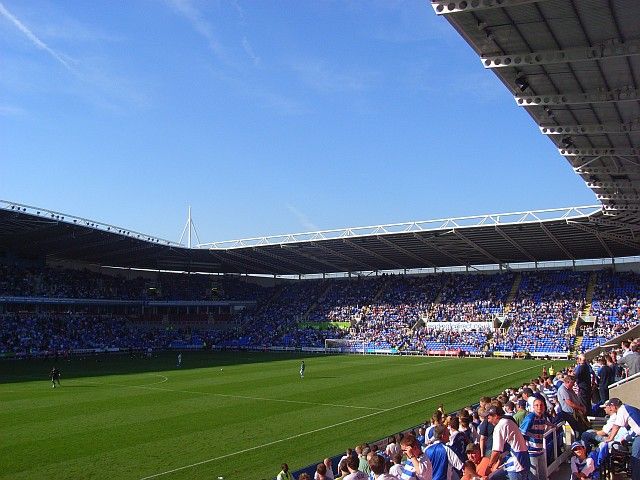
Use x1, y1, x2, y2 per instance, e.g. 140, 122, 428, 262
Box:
139, 362, 542, 480
119, 384, 384, 412
414, 357, 458, 367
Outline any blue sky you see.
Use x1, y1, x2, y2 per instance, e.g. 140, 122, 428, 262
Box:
0, 0, 597, 244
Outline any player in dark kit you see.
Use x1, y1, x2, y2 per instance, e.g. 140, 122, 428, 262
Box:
50, 367, 61, 388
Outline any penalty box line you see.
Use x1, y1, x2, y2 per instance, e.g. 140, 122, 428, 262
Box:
139, 362, 542, 480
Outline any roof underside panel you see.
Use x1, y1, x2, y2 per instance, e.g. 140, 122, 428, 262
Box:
435, 0, 640, 217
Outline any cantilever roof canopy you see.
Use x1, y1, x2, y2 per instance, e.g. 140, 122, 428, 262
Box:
1, 201, 639, 275
431, 0, 640, 219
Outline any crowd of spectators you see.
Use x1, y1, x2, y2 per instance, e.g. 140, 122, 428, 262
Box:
276, 344, 640, 480
492, 271, 587, 353
2, 264, 639, 356
581, 271, 640, 352
0, 264, 270, 301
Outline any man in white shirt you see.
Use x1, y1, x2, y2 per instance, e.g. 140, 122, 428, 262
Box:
603, 398, 640, 480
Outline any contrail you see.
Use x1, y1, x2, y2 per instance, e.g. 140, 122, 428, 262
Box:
0, 2, 72, 70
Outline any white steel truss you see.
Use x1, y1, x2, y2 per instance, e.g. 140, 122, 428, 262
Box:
431, 0, 545, 15
199, 206, 601, 250
482, 38, 640, 68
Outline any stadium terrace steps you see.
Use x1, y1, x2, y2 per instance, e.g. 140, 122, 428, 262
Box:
502, 272, 522, 314
302, 281, 331, 320
581, 271, 598, 317
370, 276, 391, 304
572, 334, 583, 353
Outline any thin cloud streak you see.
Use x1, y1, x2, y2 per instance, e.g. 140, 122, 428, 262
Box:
164, 0, 227, 62
242, 37, 260, 66
286, 204, 319, 232
0, 2, 72, 71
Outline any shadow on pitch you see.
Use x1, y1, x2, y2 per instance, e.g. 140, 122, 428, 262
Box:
0, 351, 335, 385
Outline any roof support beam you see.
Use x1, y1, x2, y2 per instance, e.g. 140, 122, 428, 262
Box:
482, 38, 640, 68
587, 216, 640, 235
566, 222, 614, 257
222, 249, 297, 275
311, 242, 376, 272
597, 194, 640, 202
538, 223, 574, 260
281, 246, 345, 273
376, 235, 437, 268
206, 250, 253, 273
567, 221, 640, 251
540, 121, 640, 135
453, 230, 503, 264
516, 87, 639, 106
412, 233, 466, 266
252, 248, 314, 273
575, 166, 640, 175
432, 0, 546, 15
494, 227, 537, 262
342, 239, 405, 270
587, 181, 634, 189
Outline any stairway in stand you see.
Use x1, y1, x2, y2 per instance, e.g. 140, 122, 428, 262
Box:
503, 272, 522, 314
302, 281, 332, 320
568, 271, 597, 354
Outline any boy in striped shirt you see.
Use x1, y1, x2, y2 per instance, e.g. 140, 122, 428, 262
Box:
520, 398, 556, 480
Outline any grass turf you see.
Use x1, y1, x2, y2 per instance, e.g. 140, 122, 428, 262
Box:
0, 352, 570, 479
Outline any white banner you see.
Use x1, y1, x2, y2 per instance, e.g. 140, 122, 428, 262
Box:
424, 321, 492, 332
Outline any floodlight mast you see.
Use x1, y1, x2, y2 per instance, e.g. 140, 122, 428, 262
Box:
178, 206, 202, 248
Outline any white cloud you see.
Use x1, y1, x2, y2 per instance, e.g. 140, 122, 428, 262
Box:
0, 2, 73, 71
164, 0, 228, 62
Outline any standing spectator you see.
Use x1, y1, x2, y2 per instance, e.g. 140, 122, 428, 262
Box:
617, 344, 640, 377
595, 357, 614, 402
512, 400, 527, 426
368, 454, 397, 480
603, 398, 640, 480
399, 433, 433, 480
389, 454, 404, 479
425, 425, 463, 480
520, 398, 555, 480
555, 375, 588, 436
386, 436, 401, 459
486, 406, 530, 480
343, 456, 368, 480
574, 355, 593, 412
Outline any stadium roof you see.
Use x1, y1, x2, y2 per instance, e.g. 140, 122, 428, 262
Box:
3, 1, 640, 276
431, 0, 640, 217
2, 200, 639, 275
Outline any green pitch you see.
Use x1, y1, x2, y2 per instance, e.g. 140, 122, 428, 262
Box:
0, 352, 569, 479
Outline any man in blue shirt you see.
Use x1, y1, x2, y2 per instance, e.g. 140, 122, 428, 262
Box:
425, 425, 463, 480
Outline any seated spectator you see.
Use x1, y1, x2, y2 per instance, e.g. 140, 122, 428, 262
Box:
569, 442, 595, 480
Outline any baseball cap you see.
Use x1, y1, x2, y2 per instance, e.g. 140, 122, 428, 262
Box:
603, 398, 622, 407
571, 441, 585, 451
486, 406, 504, 417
